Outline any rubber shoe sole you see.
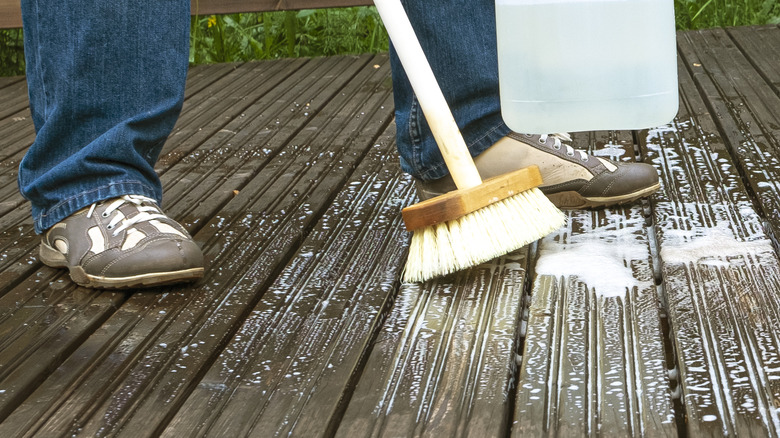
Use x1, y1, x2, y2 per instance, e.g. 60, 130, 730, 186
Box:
40, 242, 204, 289
545, 182, 661, 209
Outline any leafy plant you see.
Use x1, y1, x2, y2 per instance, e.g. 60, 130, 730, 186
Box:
0, 28, 24, 77
189, 7, 389, 64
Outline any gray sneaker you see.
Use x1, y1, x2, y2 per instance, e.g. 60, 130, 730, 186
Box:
416, 132, 660, 208
39, 195, 205, 289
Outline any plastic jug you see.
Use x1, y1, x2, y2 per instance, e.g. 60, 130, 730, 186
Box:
495, 0, 678, 134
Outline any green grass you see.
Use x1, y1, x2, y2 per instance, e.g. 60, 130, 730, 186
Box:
675, 0, 780, 29
1, 3, 780, 77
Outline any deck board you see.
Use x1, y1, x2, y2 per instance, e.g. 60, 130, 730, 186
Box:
728, 26, 780, 96
677, 27, 780, 247
0, 77, 23, 90
2, 26, 780, 437
338, 252, 529, 438
0, 54, 394, 437
0, 80, 28, 121
512, 131, 676, 437
641, 42, 780, 435
163, 127, 410, 438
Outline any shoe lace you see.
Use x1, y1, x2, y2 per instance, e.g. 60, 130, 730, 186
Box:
539, 133, 589, 161
87, 195, 168, 237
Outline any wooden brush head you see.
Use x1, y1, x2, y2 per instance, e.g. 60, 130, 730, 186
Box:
402, 165, 544, 231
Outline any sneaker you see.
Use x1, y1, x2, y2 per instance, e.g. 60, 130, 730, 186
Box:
416, 132, 660, 208
39, 195, 205, 289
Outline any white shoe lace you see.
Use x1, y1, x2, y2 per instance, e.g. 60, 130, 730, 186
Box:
86, 195, 168, 237
539, 133, 589, 161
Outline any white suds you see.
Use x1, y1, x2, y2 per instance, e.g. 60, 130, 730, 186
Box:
534, 211, 649, 297
659, 222, 774, 266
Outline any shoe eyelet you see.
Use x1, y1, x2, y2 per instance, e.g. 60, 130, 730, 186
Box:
583, 156, 589, 162
101, 211, 109, 218
553, 144, 561, 150
107, 224, 114, 230
538, 138, 546, 145
567, 151, 575, 157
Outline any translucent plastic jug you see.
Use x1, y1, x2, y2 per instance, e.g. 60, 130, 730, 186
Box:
495, 0, 678, 134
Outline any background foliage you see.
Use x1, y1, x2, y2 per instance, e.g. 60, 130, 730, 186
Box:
0, 28, 23, 77
2, 3, 780, 77
189, 7, 388, 64
675, 0, 780, 29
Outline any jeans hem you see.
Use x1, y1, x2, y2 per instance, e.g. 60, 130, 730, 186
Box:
34, 181, 161, 233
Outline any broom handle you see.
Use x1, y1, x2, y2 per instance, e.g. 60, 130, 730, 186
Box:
373, 0, 483, 191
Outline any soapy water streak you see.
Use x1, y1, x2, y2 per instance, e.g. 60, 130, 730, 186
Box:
645, 118, 780, 433
659, 220, 775, 267
534, 208, 650, 297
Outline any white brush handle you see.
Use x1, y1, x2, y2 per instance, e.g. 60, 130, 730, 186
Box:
373, 0, 482, 190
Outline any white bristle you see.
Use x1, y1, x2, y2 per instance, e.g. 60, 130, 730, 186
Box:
402, 188, 566, 283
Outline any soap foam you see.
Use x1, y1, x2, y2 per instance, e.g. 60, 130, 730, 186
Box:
534, 211, 650, 297
659, 222, 774, 266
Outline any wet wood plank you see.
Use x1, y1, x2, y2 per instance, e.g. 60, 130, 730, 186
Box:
338, 252, 530, 438
162, 127, 410, 438
157, 56, 371, 221
0, 64, 236, 222
158, 58, 308, 166
0, 54, 394, 436
0, 123, 34, 219
0, 212, 44, 293
0, 283, 124, 421
0, 110, 33, 162
641, 47, 780, 436
513, 132, 677, 437
0, 80, 33, 175
676, 27, 780, 247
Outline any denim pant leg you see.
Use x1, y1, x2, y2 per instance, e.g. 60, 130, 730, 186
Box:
19, 0, 190, 233
390, 0, 511, 181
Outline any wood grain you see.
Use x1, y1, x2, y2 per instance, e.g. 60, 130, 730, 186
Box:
642, 41, 780, 435
513, 131, 676, 437
401, 166, 543, 231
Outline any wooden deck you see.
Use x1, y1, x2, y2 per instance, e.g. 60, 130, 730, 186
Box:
1, 25, 780, 437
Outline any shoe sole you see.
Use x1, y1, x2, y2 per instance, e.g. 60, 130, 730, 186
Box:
545, 183, 661, 209
39, 243, 204, 289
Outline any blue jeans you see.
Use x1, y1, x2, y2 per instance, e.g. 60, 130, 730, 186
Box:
19, 0, 504, 232
390, 0, 511, 181
19, 0, 190, 233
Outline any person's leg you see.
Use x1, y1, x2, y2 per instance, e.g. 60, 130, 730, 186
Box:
391, 0, 660, 208
389, 0, 510, 182
20, 0, 189, 231
21, 0, 203, 288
